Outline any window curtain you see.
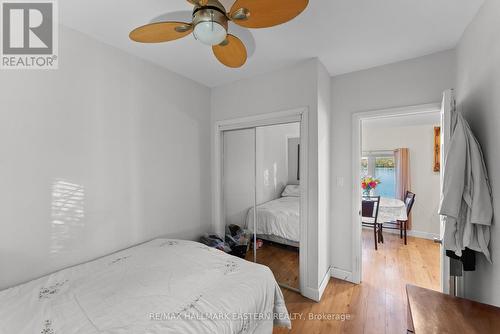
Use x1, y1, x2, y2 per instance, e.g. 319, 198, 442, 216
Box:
394, 148, 412, 230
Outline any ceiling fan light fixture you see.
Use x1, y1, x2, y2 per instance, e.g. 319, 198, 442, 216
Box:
192, 4, 228, 46
193, 20, 227, 45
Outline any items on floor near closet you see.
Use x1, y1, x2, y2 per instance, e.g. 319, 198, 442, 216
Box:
439, 112, 492, 265
199, 226, 251, 259
406, 284, 500, 334
225, 224, 252, 258
199, 234, 230, 251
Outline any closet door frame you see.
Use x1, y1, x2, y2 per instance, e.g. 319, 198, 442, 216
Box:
213, 107, 309, 295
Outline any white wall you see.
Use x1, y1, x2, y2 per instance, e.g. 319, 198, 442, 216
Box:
456, 0, 500, 307
330, 50, 456, 274
256, 123, 300, 205
317, 61, 332, 289
362, 123, 441, 237
211, 58, 331, 300
0, 26, 211, 290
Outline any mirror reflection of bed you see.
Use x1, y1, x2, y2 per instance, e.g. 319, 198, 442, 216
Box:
223, 122, 301, 291
245, 184, 300, 290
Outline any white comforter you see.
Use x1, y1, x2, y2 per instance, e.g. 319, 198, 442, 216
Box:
0, 239, 290, 334
245, 197, 300, 243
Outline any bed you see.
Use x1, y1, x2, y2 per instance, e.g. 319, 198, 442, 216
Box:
245, 189, 300, 248
0, 239, 290, 334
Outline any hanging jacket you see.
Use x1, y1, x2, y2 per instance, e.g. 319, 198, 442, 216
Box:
439, 112, 492, 262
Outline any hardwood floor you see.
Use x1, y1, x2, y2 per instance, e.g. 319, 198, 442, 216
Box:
245, 242, 300, 289
273, 229, 439, 334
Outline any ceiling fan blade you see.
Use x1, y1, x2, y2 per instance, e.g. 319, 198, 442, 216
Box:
229, 0, 308, 28
129, 21, 192, 43
212, 34, 247, 68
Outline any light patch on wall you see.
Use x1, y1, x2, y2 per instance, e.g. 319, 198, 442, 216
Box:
263, 169, 269, 187
50, 179, 85, 254
273, 163, 278, 191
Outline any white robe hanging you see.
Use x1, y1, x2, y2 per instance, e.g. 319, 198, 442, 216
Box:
439, 112, 492, 262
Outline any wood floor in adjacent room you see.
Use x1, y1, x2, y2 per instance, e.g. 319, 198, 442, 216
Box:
274, 229, 440, 334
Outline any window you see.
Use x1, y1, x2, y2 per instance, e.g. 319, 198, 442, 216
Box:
361, 151, 396, 198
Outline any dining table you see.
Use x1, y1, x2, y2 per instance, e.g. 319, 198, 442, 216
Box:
378, 197, 408, 223
376, 197, 409, 244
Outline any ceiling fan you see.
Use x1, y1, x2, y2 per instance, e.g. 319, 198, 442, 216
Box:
129, 0, 309, 68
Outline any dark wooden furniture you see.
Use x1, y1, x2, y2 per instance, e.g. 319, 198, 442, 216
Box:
380, 191, 415, 245
361, 196, 381, 250
406, 284, 500, 333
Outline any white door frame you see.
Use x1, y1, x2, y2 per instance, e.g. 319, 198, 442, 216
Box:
213, 107, 309, 295
351, 103, 441, 284
439, 89, 454, 295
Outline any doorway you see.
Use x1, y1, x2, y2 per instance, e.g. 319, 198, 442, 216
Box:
351, 103, 444, 286
350, 103, 446, 332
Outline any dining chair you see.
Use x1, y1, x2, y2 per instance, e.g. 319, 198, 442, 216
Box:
380, 191, 416, 245
361, 196, 381, 250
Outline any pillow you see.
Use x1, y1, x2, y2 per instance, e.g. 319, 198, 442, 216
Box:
281, 185, 300, 197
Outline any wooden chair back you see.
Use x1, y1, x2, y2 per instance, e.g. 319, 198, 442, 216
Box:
404, 191, 416, 215
362, 196, 381, 224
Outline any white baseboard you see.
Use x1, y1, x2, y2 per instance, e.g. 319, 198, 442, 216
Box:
318, 267, 331, 300
330, 267, 354, 283
362, 226, 438, 240
408, 230, 439, 240
301, 287, 318, 301
382, 228, 439, 240
301, 268, 332, 302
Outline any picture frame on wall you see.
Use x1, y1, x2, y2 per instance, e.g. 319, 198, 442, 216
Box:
433, 126, 441, 172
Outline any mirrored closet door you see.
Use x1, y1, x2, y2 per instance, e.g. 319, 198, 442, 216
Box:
223, 122, 301, 291
223, 128, 257, 261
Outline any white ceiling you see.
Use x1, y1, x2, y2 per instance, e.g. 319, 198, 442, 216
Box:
363, 112, 441, 129
60, 0, 484, 87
